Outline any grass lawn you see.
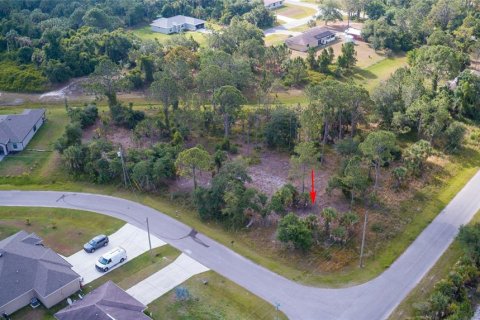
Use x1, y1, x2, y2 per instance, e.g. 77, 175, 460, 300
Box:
148, 271, 288, 320
352, 54, 408, 91
389, 209, 480, 319
130, 25, 208, 47
273, 4, 316, 19
265, 34, 290, 46
0, 206, 124, 256
0, 106, 68, 177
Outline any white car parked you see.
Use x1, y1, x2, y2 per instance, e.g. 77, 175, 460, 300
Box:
95, 246, 127, 272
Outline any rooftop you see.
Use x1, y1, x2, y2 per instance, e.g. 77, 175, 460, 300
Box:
0, 231, 80, 308
55, 281, 151, 320
285, 27, 335, 46
0, 108, 45, 145
150, 15, 206, 29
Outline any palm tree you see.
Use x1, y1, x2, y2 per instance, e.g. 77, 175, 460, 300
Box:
321, 207, 338, 236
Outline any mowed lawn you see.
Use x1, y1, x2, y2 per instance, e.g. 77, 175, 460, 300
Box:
273, 3, 316, 19
149, 271, 288, 320
352, 54, 408, 91
131, 25, 208, 46
0, 106, 69, 177
265, 34, 290, 46
0, 206, 124, 256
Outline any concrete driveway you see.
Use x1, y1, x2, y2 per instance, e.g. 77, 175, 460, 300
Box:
126, 253, 209, 305
64, 223, 166, 284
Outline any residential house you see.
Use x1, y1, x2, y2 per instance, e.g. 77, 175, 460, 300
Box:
264, 0, 284, 9
54, 281, 151, 320
0, 231, 81, 316
285, 27, 336, 52
150, 15, 206, 35
0, 108, 46, 156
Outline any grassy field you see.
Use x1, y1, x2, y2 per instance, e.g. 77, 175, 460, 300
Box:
390, 209, 480, 319
130, 25, 208, 46
265, 34, 290, 46
148, 271, 288, 320
273, 3, 316, 19
352, 54, 408, 91
0, 206, 124, 255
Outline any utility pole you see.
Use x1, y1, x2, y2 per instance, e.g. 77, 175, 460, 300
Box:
275, 302, 281, 320
117, 147, 128, 188
359, 210, 368, 268
146, 217, 152, 255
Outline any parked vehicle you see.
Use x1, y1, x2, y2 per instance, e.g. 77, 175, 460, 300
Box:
95, 247, 127, 272
83, 234, 109, 253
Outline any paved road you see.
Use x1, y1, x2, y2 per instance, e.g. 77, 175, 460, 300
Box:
2, 170, 480, 319
264, 0, 320, 36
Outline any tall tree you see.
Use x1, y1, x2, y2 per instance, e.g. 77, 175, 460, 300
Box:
290, 142, 319, 193
149, 71, 179, 135
175, 147, 212, 189
318, 0, 343, 25
359, 130, 396, 193
213, 85, 246, 138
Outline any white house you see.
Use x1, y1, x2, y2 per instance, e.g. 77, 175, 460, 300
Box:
264, 0, 284, 9
0, 108, 46, 157
150, 15, 206, 35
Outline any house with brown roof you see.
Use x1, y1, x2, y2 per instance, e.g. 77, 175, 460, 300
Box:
0, 231, 81, 316
0, 108, 46, 157
285, 27, 336, 52
54, 281, 151, 320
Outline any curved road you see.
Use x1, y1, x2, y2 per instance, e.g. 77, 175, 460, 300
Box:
2, 171, 480, 319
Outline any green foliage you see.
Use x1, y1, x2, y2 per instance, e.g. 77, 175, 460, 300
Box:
317, 0, 343, 25
67, 104, 98, 129
328, 156, 369, 204
55, 122, 82, 153
458, 224, 480, 265
290, 141, 319, 193
264, 108, 299, 150
283, 57, 308, 86
337, 42, 357, 70
110, 103, 145, 129
277, 213, 313, 251
454, 71, 480, 121
175, 147, 212, 189
269, 184, 300, 215
0, 61, 47, 92
444, 121, 466, 154
391, 166, 408, 190
403, 140, 433, 177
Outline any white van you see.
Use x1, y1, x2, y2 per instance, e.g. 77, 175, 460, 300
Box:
95, 247, 127, 272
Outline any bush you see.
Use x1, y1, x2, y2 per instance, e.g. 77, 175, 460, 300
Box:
67, 104, 98, 128
277, 213, 313, 251
0, 60, 48, 92
264, 108, 299, 150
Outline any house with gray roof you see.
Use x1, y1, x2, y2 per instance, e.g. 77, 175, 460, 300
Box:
150, 15, 206, 34
0, 231, 81, 316
54, 281, 151, 320
285, 27, 336, 52
0, 108, 46, 157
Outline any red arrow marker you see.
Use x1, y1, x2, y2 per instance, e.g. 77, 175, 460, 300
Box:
310, 169, 316, 204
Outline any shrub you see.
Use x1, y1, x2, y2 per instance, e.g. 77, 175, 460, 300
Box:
0, 60, 48, 92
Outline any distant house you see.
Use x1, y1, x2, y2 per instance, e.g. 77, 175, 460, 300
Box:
285, 27, 336, 52
150, 15, 206, 35
264, 0, 284, 9
345, 27, 363, 41
54, 281, 151, 320
0, 231, 81, 316
0, 108, 46, 157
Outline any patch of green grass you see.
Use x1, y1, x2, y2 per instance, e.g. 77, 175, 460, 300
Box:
148, 271, 288, 320
274, 3, 316, 19
390, 209, 480, 319
0, 106, 69, 177
265, 34, 290, 46
86, 245, 181, 292
352, 54, 407, 92
0, 206, 124, 256
130, 26, 208, 47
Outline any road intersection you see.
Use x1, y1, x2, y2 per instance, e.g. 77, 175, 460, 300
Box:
1, 170, 480, 319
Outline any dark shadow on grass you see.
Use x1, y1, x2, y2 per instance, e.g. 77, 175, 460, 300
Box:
351, 67, 377, 80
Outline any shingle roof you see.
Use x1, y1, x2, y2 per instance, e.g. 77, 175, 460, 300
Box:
150, 15, 206, 29
55, 281, 151, 320
0, 108, 45, 145
0, 231, 80, 308
285, 27, 335, 46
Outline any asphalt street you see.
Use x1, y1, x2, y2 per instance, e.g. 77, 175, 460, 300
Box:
1, 170, 480, 319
